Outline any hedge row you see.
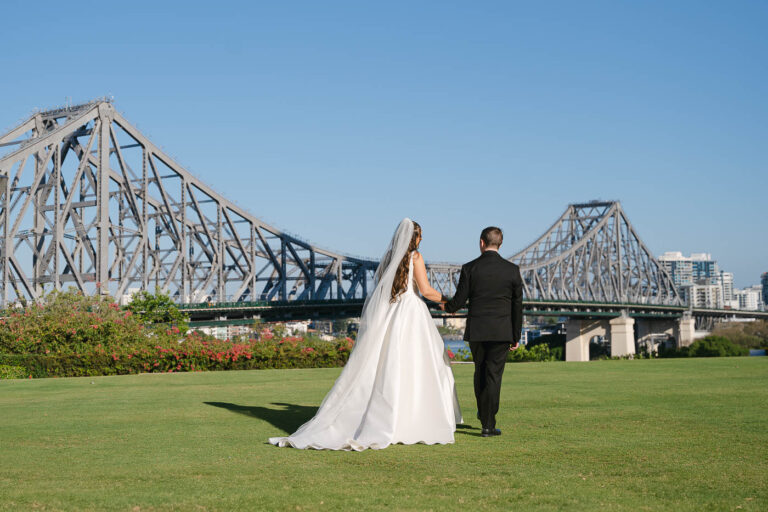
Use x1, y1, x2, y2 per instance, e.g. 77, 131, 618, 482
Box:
0, 336, 354, 379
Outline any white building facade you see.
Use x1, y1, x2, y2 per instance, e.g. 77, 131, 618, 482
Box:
719, 271, 734, 302
733, 287, 764, 311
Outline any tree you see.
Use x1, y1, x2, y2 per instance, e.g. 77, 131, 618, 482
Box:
125, 289, 189, 333
332, 318, 351, 334
711, 320, 768, 349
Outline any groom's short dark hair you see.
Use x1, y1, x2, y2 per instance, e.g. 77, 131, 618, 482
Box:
480, 226, 503, 248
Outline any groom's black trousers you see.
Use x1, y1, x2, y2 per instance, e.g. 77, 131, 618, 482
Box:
469, 341, 510, 430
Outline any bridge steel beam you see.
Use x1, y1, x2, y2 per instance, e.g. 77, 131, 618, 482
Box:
425, 201, 683, 307
0, 100, 377, 305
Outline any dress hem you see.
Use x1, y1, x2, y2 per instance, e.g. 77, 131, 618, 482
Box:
267, 437, 456, 452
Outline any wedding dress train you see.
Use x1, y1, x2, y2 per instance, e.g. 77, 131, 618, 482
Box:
269, 220, 462, 450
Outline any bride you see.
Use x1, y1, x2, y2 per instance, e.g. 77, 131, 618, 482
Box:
269, 219, 463, 450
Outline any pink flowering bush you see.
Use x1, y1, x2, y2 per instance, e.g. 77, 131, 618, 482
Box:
0, 290, 149, 356
0, 333, 353, 378
0, 290, 355, 378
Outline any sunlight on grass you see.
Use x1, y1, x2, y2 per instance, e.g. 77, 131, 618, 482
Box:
1, 358, 766, 511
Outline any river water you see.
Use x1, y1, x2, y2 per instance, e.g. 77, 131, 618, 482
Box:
443, 337, 469, 353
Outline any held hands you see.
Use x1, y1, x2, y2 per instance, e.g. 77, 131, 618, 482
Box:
510, 342, 519, 350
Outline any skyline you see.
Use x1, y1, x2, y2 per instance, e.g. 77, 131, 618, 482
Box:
1, 1, 766, 287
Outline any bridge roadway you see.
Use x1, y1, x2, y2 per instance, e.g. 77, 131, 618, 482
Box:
179, 298, 768, 328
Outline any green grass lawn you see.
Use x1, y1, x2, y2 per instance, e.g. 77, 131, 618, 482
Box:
1, 358, 766, 511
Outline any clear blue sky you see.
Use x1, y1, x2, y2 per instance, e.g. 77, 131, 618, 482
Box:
2, 1, 766, 287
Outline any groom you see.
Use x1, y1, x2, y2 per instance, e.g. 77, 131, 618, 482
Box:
442, 226, 523, 437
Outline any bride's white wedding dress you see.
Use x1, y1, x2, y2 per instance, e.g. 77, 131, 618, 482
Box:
269, 219, 462, 451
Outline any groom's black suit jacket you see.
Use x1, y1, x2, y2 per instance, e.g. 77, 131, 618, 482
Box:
444, 250, 524, 343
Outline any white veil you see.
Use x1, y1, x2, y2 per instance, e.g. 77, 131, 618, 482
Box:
360, 217, 414, 336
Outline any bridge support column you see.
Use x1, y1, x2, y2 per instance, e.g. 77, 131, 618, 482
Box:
675, 314, 695, 348
566, 319, 607, 362
609, 315, 635, 358
635, 318, 676, 354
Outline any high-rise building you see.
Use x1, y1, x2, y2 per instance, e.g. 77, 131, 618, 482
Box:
660, 252, 723, 306
691, 253, 719, 284
659, 252, 720, 285
659, 252, 694, 287
762, 272, 768, 307
746, 285, 765, 311
719, 271, 734, 302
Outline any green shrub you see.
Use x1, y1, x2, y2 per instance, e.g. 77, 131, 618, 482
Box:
527, 333, 566, 361
507, 343, 557, 363
657, 343, 687, 358
125, 289, 189, 333
658, 336, 749, 358
687, 336, 749, 357
0, 364, 27, 379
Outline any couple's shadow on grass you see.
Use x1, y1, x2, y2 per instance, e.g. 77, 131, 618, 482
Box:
205, 401, 481, 437
204, 401, 318, 433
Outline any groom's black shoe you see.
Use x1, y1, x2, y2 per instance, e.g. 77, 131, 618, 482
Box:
481, 428, 501, 437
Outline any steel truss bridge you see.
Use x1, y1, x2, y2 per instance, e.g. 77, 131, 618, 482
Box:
1, 100, 766, 326
0, 100, 376, 305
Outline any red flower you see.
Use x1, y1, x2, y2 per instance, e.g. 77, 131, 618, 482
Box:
446, 349, 455, 360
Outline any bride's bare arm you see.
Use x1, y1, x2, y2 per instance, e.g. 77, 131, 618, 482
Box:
412, 251, 445, 303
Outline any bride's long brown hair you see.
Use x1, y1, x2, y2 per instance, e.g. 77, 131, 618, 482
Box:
390, 221, 422, 303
